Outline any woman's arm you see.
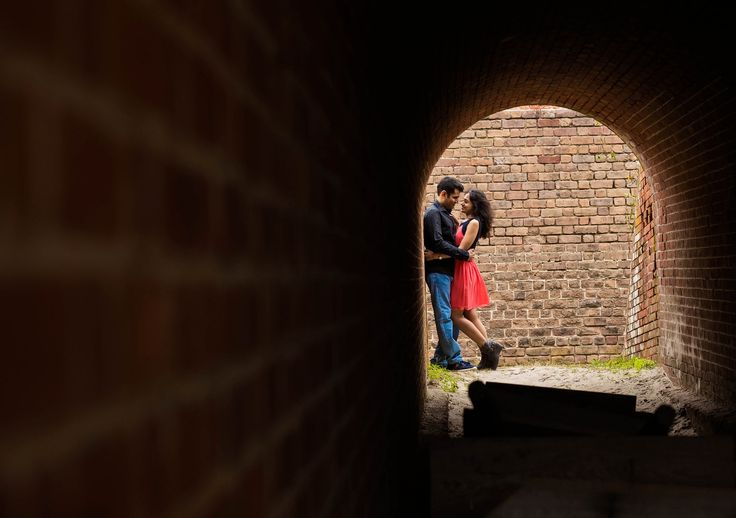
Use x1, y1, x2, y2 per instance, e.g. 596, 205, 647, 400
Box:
425, 250, 451, 261
424, 210, 471, 260
458, 220, 479, 251
425, 220, 479, 260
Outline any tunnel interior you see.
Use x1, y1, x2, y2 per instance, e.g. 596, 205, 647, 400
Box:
1, 3, 736, 517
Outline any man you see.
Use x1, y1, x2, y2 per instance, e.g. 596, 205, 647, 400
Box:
424, 177, 476, 370
424, 177, 502, 370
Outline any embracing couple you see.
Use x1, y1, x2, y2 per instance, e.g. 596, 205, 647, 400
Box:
424, 176, 504, 371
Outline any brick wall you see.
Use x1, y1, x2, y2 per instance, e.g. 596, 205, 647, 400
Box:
625, 170, 659, 359
425, 106, 640, 364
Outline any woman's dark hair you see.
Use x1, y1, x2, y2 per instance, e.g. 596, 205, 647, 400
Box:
437, 176, 464, 195
468, 189, 492, 239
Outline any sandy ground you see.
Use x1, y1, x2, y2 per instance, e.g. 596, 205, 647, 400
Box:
426, 364, 699, 437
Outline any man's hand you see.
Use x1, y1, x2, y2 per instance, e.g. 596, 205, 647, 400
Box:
424, 250, 438, 261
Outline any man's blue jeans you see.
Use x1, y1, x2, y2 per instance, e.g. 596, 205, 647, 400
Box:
426, 272, 463, 366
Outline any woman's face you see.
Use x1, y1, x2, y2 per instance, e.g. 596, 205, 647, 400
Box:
460, 193, 473, 215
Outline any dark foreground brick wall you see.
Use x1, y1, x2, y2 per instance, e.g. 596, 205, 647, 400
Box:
0, 3, 423, 517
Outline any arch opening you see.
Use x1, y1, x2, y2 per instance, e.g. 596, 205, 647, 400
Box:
423, 105, 658, 367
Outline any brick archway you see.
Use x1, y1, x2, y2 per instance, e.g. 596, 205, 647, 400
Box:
384, 9, 736, 405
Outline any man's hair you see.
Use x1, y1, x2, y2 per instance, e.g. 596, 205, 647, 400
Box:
437, 176, 464, 195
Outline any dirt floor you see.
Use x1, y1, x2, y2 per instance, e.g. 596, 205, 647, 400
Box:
424, 364, 701, 437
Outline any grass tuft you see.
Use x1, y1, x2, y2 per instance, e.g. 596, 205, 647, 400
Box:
589, 356, 656, 372
427, 363, 459, 393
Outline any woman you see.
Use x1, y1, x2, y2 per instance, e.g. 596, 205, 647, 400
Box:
426, 189, 504, 369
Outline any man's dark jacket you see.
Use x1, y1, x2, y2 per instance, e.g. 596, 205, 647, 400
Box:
423, 201, 470, 277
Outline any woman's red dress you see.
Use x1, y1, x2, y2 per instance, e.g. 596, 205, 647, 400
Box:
450, 220, 490, 310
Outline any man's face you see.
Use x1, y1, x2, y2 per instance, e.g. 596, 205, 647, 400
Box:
440, 189, 462, 211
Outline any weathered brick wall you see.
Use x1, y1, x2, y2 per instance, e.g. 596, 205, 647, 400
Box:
0, 3, 421, 517
625, 170, 659, 359
425, 106, 640, 365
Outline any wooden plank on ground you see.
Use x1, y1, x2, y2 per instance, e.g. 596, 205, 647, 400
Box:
465, 380, 673, 437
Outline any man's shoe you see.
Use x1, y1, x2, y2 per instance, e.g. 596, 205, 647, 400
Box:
447, 360, 476, 371
430, 357, 448, 368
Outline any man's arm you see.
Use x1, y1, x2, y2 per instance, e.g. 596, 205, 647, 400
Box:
424, 210, 470, 260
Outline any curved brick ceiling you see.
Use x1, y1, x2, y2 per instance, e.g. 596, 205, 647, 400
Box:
352, 4, 736, 400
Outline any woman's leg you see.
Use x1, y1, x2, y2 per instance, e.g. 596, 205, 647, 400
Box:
451, 308, 486, 347
465, 308, 488, 341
